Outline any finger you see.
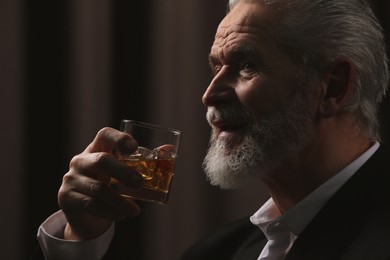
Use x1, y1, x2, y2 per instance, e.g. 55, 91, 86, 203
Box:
70, 152, 143, 188
59, 173, 140, 220
84, 127, 138, 155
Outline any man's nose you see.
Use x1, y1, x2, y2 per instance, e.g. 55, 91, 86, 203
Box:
202, 67, 235, 106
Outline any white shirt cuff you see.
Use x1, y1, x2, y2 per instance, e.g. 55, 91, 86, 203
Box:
37, 210, 115, 260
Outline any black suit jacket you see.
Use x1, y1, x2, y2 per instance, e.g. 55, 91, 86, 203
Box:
180, 144, 390, 260
32, 145, 390, 260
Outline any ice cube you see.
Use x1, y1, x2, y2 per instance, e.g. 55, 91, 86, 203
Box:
135, 146, 153, 157
156, 144, 176, 158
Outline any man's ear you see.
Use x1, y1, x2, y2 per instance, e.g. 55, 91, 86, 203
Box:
317, 58, 355, 118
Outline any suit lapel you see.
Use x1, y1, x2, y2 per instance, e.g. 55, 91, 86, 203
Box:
286, 145, 389, 259
232, 238, 267, 260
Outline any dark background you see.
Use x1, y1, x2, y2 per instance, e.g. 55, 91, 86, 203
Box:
0, 1, 388, 259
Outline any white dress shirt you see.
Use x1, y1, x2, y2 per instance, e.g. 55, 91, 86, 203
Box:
37, 142, 380, 259
37, 211, 115, 260
250, 142, 380, 259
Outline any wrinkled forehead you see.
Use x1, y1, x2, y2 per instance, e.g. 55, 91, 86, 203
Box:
228, 0, 282, 11
217, 2, 282, 38
210, 2, 284, 62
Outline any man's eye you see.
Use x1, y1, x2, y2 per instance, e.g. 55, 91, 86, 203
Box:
240, 62, 257, 71
213, 65, 222, 74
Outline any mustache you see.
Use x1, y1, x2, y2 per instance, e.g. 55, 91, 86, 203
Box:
206, 106, 253, 124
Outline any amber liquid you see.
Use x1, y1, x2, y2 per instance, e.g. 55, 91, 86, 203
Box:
111, 156, 177, 204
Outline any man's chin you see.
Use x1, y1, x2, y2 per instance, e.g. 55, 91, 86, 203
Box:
214, 135, 245, 155
203, 154, 259, 190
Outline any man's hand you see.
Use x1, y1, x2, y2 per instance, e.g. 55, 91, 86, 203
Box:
57, 127, 144, 240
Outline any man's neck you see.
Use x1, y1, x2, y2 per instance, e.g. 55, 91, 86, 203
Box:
260, 117, 372, 213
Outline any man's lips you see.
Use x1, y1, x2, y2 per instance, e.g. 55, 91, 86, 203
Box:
211, 120, 248, 137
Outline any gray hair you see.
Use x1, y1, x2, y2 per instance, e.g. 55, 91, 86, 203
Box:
228, 0, 389, 140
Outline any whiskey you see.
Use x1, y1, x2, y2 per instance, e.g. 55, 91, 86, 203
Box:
111, 154, 177, 204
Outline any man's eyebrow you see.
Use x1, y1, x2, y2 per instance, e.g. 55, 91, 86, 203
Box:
208, 54, 216, 67
228, 46, 257, 59
208, 46, 257, 66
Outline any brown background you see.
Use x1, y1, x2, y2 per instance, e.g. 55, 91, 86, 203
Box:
1, 0, 388, 259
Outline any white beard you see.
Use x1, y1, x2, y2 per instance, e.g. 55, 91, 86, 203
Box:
202, 87, 314, 190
